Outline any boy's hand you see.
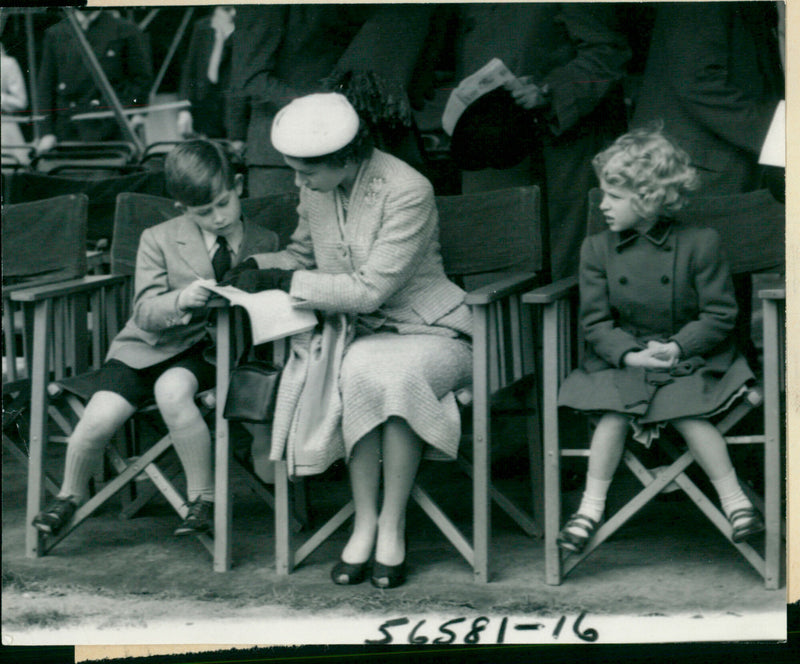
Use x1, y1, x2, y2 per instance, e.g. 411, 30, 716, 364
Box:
177, 278, 216, 310
218, 257, 258, 286
623, 348, 674, 370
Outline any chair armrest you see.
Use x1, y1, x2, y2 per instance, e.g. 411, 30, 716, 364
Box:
521, 276, 578, 305
464, 272, 540, 305
8, 274, 126, 302
757, 287, 785, 301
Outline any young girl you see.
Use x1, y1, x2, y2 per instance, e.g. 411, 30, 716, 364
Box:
556, 128, 764, 554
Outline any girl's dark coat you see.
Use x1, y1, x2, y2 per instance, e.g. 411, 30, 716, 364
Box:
558, 219, 753, 423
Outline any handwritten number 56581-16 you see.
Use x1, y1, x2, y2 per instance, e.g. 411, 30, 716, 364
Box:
365, 613, 598, 644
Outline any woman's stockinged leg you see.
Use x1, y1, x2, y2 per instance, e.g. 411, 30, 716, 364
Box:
376, 416, 423, 566
341, 428, 381, 564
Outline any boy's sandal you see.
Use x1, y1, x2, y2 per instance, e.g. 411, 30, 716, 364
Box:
729, 507, 765, 543
557, 513, 599, 554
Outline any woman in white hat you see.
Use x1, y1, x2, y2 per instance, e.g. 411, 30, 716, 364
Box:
224, 93, 472, 588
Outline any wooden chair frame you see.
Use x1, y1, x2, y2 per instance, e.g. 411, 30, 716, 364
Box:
3, 194, 92, 497
266, 185, 546, 583
17, 192, 305, 567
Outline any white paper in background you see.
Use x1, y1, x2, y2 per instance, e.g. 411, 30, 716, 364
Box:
441, 57, 522, 135
206, 285, 317, 344
759, 100, 785, 167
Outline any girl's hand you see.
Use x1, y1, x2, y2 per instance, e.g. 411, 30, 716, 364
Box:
505, 77, 550, 110
177, 279, 216, 311
623, 348, 675, 370
647, 340, 681, 366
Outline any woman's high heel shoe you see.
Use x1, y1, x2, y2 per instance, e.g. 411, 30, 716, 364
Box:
331, 559, 370, 585
371, 560, 406, 589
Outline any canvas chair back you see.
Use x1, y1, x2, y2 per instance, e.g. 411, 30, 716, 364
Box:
437, 185, 543, 288
4, 170, 167, 242
2, 193, 89, 385
2, 194, 89, 288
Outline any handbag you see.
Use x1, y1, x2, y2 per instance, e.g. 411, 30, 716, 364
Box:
223, 355, 282, 423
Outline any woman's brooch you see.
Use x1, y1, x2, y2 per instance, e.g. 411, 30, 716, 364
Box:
365, 177, 385, 205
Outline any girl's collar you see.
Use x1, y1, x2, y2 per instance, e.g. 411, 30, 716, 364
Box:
616, 217, 673, 249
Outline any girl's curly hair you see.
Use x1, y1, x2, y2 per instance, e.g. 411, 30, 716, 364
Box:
593, 125, 700, 218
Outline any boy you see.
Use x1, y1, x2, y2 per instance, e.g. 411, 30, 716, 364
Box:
32, 140, 279, 538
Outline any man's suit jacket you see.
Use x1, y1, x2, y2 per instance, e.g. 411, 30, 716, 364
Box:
106, 215, 279, 369
178, 14, 232, 138
632, 2, 784, 194
227, 5, 434, 168
37, 11, 153, 141
250, 149, 471, 337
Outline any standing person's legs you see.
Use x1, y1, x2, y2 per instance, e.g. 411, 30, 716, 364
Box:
542, 138, 598, 281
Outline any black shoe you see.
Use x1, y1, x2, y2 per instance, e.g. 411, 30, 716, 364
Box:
371, 560, 407, 589
174, 498, 213, 536
32, 497, 77, 535
331, 559, 370, 585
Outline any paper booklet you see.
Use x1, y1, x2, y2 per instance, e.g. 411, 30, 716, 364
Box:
442, 58, 523, 136
206, 285, 318, 345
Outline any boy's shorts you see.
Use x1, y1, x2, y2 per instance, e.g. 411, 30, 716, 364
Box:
85, 342, 216, 408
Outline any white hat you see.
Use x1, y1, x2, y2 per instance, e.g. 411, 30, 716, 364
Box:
271, 93, 360, 158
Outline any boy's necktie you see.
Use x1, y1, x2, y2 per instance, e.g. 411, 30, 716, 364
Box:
212, 236, 231, 281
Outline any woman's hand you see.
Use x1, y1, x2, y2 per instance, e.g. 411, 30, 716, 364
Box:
229, 268, 294, 293
218, 257, 258, 286
177, 278, 216, 310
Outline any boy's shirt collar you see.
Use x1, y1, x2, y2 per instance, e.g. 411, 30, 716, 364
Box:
200, 219, 244, 258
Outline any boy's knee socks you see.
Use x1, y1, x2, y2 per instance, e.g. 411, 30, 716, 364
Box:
60, 439, 104, 501
169, 418, 214, 502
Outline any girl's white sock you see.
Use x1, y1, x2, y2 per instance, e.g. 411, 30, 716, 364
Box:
577, 475, 612, 522
711, 469, 752, 518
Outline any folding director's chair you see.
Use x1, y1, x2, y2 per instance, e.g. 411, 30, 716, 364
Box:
271, 185, 547, 583
522, 188, 785, 588
21, 191, 306, 565
3, 194, 92, 494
